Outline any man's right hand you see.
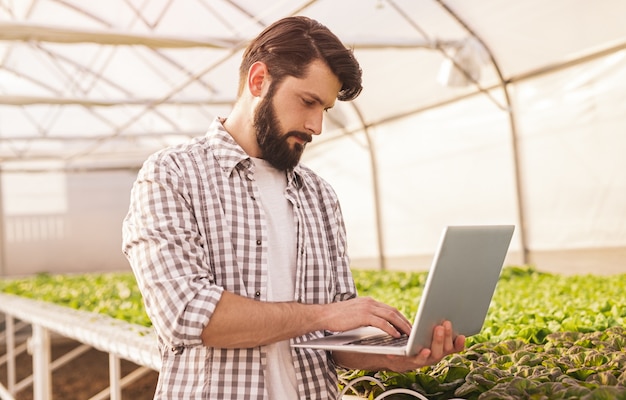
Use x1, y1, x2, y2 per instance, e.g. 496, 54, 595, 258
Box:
320, 296, 412, 338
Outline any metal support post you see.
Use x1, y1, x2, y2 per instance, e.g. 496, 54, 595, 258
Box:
109, 353, 121, 400
29, 325, 51, 400
6, 316, 16, 394
0, 167, 6, 276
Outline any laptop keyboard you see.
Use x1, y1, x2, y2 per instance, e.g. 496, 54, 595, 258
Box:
347, 333, 408, 347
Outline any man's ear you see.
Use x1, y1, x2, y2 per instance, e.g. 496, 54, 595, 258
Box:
247, 61, 269, 97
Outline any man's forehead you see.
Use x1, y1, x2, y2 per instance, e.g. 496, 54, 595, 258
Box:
289, 60, 341, 106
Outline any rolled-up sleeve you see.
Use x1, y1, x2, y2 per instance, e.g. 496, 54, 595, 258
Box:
122, 152, 223, 346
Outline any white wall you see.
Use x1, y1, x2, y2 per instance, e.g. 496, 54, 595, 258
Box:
1, 169, 137, 276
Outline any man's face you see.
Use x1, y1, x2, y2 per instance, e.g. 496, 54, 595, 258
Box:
253, 59, 342, 170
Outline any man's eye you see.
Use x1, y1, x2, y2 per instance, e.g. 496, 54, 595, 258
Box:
303, 99, 314, 106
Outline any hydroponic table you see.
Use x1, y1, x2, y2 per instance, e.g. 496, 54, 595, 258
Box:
0, 293, 160, 400
0, 292, 444, 400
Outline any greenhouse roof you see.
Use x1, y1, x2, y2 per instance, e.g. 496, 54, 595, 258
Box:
1, 0, 624, 171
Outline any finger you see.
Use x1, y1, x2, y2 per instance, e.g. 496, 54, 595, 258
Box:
369, 314, 408, 338
366, 300, 412, 336
429, 325, 445, 360
412, 347, 434, 368
345, 297, 412, 337
390, 347, 432, 366
416, 347, 432, 363
454, 334, 466, 352
442, 320, 455, 353
374, 301, 411, 327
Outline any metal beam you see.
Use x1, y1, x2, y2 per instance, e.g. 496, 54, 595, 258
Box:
0, 21, 459, 50
0, 130, 202, 141
0, 94, 234, 107
0, 21, 237, 48
0, 167, 6, 277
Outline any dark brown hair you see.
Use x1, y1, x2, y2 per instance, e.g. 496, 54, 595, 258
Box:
238, 16, 362, 101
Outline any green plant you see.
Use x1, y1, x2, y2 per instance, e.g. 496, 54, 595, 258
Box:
3, 266, 626, 399
344, 266, 626, 399
0, 272, 151, 327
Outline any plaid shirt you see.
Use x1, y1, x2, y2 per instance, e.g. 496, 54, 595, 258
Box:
122, 119, 356, 399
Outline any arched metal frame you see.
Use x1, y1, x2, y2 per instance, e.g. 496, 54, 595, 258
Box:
343, 0, 626, 269
346, 0, 529, 269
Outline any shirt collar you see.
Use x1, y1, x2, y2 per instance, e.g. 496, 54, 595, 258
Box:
206, 117, 305, 187
205, 118, 249, 177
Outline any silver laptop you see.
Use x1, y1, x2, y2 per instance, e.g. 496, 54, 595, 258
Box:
292, 225, 514, 356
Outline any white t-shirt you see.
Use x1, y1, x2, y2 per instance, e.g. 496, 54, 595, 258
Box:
252, 158, 299, 398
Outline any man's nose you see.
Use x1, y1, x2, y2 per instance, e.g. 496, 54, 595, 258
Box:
304, 111, 323, 135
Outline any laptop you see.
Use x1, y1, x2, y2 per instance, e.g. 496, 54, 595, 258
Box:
292, 225, 514, 356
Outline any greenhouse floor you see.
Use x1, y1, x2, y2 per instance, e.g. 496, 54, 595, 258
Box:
0, 337, 158, 400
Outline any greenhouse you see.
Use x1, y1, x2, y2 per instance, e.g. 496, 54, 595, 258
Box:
1, 0, 625, 399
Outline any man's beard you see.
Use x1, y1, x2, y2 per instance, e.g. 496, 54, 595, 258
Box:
253, 89, 312, 171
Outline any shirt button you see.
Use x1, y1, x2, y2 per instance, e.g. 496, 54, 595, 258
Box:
255, 291, 261, 297
256, 239, 262, 245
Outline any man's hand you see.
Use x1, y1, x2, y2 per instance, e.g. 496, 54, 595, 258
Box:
380, 320, 466, 372
332, 320, 466, 372
320, 296, 413, 337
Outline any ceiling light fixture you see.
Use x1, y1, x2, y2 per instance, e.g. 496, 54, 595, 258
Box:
437, 37, 488, 87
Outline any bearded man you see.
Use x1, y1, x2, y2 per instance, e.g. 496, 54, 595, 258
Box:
122, 16, 464, 400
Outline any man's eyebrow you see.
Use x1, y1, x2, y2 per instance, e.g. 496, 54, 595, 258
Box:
304, 91, 335, 109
